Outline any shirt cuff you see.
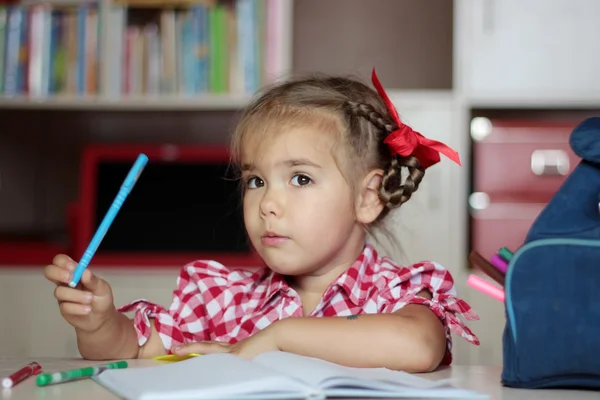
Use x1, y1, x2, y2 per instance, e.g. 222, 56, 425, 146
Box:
118, 299, 185, 351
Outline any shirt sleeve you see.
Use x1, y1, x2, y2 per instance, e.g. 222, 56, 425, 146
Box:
117, 262, 214, 352
378, 261, 480, 365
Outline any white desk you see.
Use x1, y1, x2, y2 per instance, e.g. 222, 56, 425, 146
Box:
1, 357, 598, 400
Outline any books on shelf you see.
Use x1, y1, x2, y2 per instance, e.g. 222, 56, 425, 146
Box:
0, 0, 289, 102
94, 351, 488, 399
0, 2, 100, 97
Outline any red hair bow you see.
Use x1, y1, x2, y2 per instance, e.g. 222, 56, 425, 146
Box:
371, 69, 461, 169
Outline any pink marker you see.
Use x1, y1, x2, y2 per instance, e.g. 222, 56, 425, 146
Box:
467, 274, 505, 302
490, 253, 509, 274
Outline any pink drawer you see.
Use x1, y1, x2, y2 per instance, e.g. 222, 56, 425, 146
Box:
472, 120, 581, 202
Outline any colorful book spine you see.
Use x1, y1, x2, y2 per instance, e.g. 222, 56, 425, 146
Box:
194, 5, 208, 94
209, 3, 227, 93
27, 5, 46, 97
76, 6, 87, 94
40, 8, 52, 96
181, 12, 195, 95
238, 0, 252, 94
160, 9, 176, 94
85, 7, 98, 94
4, 6, 22, 95
0, 7, 7, 94
106, 5, 125, 97
253, 0, 263, 92
50, 10, 67, 95
144, 24, 160, 95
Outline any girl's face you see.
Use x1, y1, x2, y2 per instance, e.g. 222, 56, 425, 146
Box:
241, 126, 367, 277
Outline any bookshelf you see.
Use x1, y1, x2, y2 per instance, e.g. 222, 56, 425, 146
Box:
0, 93, 253, 109
0, 0, 294, 109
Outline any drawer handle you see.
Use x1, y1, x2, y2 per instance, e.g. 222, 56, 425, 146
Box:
469, 192, 490, 211
530, 150, 570, 176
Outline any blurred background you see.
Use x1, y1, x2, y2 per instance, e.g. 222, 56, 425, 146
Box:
0, 0, 598, 365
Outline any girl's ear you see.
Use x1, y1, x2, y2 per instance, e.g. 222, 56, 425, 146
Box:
356, 169, 385, 224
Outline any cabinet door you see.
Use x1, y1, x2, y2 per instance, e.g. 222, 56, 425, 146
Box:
460, 0, 600, 101
369, 94, 460, 273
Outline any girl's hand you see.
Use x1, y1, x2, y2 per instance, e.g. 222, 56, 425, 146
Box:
172, 323, 280, 359
44, 254, 117, 333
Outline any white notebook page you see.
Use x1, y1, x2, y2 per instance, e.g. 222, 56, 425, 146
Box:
96, 353, 309, 400
253, 351, 455, 391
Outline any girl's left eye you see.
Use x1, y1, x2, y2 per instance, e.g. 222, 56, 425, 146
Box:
291, 174, 312, 187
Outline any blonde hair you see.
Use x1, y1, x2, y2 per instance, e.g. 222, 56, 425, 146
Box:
230, 74, 425, 223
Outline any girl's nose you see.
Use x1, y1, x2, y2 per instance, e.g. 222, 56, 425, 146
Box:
259, 189, 283, 218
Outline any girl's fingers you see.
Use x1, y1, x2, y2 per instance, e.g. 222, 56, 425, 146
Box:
80, 269, 110, 296
59, 302, 91, 316
54, 285, 94, 305
52, 254, 77, 270
44, 264, 72, 285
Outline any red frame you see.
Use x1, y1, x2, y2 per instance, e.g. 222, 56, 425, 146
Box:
0, 241, 67, 265
75, 143, 263, 268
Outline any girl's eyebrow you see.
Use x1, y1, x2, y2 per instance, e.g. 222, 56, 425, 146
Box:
241, 159, 322, 171
280, 158, 322, 168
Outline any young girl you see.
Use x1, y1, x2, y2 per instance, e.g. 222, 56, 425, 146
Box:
44, 70, 479, 373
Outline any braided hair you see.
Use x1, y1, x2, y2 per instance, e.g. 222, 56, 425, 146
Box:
344, 101, 424, 218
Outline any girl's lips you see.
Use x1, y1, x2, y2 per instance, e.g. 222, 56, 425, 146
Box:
261, 235, 289, 246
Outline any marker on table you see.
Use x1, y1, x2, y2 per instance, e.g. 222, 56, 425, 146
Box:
490, 253, 509, 274
2, 361, 42, 389
36, 361, 128, 387
467, 274, 505, 302
152, 353, 202, 363
498, 246, 513, 263
69, 154, 148, 288
468, 250, 505, 286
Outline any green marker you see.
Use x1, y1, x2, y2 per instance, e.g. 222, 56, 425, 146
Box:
36, 361, 128, 387
498, 247, 513, 262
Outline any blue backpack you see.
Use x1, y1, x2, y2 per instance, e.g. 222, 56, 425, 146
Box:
501, 117, 600, 389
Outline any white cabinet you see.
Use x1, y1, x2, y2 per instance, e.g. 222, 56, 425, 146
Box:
457, 0, 600, 103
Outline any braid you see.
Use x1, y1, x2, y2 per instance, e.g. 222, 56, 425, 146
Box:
345, 101, 425, 214
345, 101, 395, 133
380, 155, 424, 209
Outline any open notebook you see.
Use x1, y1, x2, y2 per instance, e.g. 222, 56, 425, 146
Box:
94, 351, 487, 400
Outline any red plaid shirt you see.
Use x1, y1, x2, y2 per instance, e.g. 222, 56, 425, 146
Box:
118, 244, 479, 365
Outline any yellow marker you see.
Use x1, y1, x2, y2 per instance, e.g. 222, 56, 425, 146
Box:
152, 353, 202, 363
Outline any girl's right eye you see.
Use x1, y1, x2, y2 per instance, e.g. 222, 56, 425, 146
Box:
246, 176, 264, 189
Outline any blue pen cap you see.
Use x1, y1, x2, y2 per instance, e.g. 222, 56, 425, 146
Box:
122, 154, 148, 190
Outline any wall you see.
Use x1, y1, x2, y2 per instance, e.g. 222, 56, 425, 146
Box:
292, 0, 453, 89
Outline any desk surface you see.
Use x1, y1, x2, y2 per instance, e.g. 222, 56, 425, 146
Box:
1, 357, 598, 400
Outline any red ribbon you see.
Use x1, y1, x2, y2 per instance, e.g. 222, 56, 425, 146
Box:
371, 69, 461, 169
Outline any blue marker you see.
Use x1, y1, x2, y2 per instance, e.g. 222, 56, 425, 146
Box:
69, 154, 148, 288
